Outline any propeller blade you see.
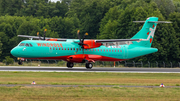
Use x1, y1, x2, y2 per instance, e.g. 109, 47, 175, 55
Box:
44, 29, 47, 40
82, 32, 88, 43
37, 32, 42, 40
77, 30, 81, 42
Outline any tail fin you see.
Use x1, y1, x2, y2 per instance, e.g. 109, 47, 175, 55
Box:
131, 17, 158, 47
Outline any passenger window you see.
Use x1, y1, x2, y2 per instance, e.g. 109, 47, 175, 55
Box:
19, 43, 25, 46
71, 48, 72, 50
115, 50, 116, 52
65, 48, 66, 50
59, 48, 60, 50
104, 49, 105, 52
118, 50, 119, 52
95, 49, 96, 51
120, 50, 122, 52
74, 48, 75, 51
109, 49, 111, 52
106, 49, 108, 52
112, 50, 113, 52
62, 48, 63, 50
68, 48, 69, 50
77, 48, 78, 51
98, 49, 99, 51
56, 48, 58, 50
91, 49, 93, 51
101, 49, 102, 52
25, 43, 29, 47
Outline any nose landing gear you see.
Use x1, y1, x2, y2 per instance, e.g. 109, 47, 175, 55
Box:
18, 60, 23, 65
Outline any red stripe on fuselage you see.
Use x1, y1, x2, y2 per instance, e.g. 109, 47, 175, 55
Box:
24, 54, 126, 63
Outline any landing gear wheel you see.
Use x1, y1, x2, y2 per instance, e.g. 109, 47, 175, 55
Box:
18, 60, 22, 65
67, 62, 74, 68
86, 63, 93, 69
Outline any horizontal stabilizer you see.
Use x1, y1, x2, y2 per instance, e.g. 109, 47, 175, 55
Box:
133, 21, 172, 23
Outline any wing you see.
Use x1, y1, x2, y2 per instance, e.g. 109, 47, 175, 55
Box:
18, 35, 67, 41
95, 39, 141, 42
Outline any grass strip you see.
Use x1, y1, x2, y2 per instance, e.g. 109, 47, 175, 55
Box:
0, 72, 179, 86
0, 86, 180, 101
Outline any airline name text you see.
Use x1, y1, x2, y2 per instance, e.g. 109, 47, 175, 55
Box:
36, 43, 63, 47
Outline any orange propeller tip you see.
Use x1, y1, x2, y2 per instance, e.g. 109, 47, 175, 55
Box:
77, 30, 80, 33
37, 32, 39, 36
85, 33, 88, 35
44, 29, 47, 31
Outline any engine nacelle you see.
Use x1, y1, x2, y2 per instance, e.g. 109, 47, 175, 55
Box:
46, 38, 58, 41
83, 40, 102, 49
67, 55, 85, 63
67, 54, 102, 63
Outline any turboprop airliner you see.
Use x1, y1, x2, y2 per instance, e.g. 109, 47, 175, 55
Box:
11, 17, 171, 69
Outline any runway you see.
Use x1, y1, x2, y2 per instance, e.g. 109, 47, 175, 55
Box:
0, 66, 180, 73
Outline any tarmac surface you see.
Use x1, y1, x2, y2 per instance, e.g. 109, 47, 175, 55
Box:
0, 66, 180, 73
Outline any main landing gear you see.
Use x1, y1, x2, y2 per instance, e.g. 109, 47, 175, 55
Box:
66, 62, 93, 69
67, 62, 74, 68
85, 63, 93, 69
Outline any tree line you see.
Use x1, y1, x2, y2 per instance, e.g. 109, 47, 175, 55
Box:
0, 0, 180, 63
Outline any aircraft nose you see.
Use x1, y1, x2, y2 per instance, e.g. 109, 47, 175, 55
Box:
11, 47, 19, 57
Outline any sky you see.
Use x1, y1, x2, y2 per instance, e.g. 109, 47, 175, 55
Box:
50, 0, 61, 2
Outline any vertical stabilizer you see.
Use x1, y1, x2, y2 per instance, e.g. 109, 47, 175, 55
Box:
131, 17, 158, 47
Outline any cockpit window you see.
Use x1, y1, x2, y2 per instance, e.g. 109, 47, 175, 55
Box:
19, 43, 33, 47
25, 43, 29, 47
29, 43, 33, 47
19, 43, 25, 46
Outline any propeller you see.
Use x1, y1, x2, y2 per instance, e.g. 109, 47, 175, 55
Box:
76, 30, 89, 60
37, 29, 47, 40
77, 30, 88, 48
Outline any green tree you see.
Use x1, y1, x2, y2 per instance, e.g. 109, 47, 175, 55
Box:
68, 0, 121, 38
3, 56, 14, 65
0, 38, 2, 57
152, 0, 175, 18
